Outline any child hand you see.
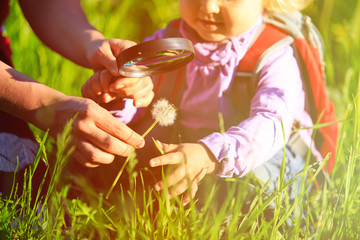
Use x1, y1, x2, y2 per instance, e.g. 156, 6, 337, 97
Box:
149, 142, 218, 206
109, 75, 154, 107
81, 69, 154, 107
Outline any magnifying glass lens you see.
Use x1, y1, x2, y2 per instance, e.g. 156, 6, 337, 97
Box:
117, 38, 194, 77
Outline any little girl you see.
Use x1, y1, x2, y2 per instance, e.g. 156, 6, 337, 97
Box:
82, 0, 320, 206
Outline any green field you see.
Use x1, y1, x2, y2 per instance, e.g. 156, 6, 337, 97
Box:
1, 0, 360, 239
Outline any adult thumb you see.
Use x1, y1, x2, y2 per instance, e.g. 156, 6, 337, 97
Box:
98, 45, 119, 76
104, 39, 137, 76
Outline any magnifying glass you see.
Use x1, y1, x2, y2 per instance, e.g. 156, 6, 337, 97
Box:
116, 38, 194, 77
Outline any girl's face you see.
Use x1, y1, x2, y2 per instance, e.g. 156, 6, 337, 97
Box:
179, 0, 263, 42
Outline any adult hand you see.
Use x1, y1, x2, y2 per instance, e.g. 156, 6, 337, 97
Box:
149, 142, 218, 205
81, 69, 154, 107
85, 38, 136, 76
37, 95, 145, 168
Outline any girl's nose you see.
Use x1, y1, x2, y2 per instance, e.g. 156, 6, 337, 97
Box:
200, 0, 220, 14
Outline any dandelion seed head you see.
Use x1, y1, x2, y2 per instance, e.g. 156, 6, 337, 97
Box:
151, 98, 177, 127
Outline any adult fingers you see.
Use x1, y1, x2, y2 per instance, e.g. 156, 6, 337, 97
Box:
108, 39, 137, 60
106, 39, 137, 75
74, 139, 116, 165
91, 41, 118, 75
88, 39, 136, 75
82, 108, 145, 154
71, 149, 99, 168
80, 121, 133, 157
72, 148, 108, 168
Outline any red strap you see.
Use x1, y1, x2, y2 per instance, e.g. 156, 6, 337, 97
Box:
153, 67, 184, 104
154, 74, 164, 97
170, 67, 184, 103
295, 38, 338, 172
237, 24, 288, 72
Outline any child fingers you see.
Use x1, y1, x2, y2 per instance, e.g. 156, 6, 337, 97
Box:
168, 167, 205, 202
193, 168, 207, 186
127, 83, 153, 101
101, 92, 116, 103
99, 69, 114, 93
153, 160, 186, 191
111, 75, 149, 88
110, 76, 153, 96
81, 72, 100, 99
155, 167, 207, 205
168, 177, 191, 199
82, 70, 118, 103
133, 91, 154, 107
89, 71, 104, 95
82, 71, 108, 103
98, 70, 116, 103
133, 85, 155, 107
182, 181, 199, 206
149, 151, 183, 168
182, 168, 207, 205
110, 77, 134, 91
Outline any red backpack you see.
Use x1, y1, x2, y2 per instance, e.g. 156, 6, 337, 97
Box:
156, 12, 339, 172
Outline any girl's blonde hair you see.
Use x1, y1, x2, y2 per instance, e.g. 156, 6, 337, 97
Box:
263, 0, 312, 13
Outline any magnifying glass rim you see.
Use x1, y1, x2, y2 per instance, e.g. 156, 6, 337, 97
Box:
117, 37, 194, 77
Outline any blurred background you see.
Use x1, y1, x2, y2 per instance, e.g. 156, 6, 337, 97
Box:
4, 0, 359, 116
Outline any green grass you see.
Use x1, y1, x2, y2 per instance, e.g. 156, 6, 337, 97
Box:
1, 0, 360, 239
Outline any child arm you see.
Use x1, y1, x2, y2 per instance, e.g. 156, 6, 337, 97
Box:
150, 45, 305, 201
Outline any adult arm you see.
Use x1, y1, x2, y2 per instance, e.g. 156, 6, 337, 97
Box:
0, 61, 145, 167
18, 0, 132, 74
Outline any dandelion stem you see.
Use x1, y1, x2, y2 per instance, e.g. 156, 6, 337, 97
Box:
141, 120, 159, 138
